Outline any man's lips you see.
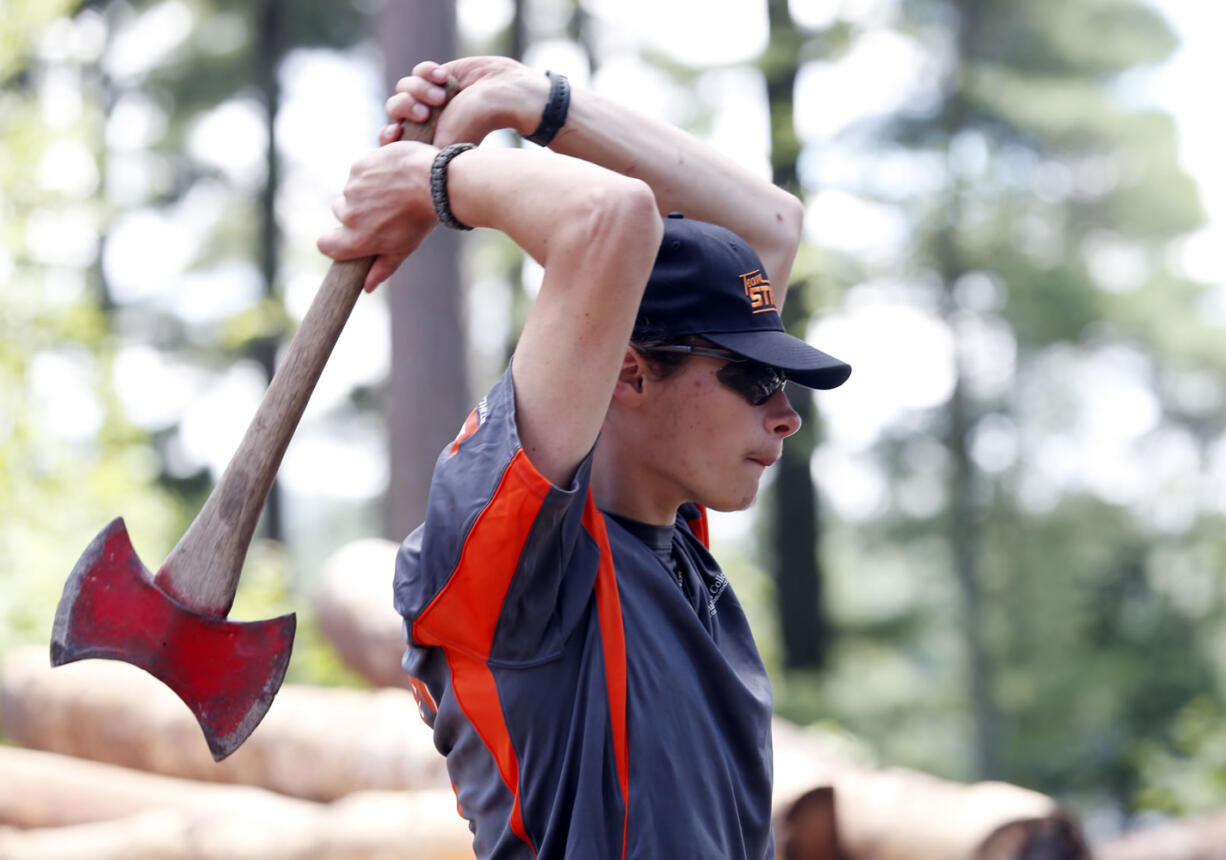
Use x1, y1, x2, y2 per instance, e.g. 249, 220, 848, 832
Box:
747, 453, 779, 468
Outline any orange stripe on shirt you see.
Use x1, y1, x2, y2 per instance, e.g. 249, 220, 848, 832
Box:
583, 498, 630, 859
445, 648, 536, 852
687, 504, 710, 548
414, 448, 552, 655
413, 448, 552, 855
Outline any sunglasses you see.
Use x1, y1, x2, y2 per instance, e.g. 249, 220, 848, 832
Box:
645, 344, 788, 406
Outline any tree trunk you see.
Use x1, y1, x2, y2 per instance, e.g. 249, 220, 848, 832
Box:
498, 0, 598, 371
773, 297, 828, 669
510, 0, 528, 62
935, 0, 1001, 779
379, 1, 468, 539
764, 0, 828, 670
500, 0, 530, 368
936, 199, 998, 777
247, 0, 288, 542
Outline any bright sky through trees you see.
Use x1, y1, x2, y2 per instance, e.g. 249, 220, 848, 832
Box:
31, 0, 1225, 525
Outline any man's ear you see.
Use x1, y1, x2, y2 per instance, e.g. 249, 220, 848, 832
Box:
612, 347, 647, 404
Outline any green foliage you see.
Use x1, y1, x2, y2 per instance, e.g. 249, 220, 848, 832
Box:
0, 4, 188, 663
985, 500, 1220, 803
981, 246, 1104, 346
219, 296, 293, 351
784, 0, 1226, 823
0, 310, 192, 657
0, 0, 81, 82
0, 265, 191, 657
1133, 695, 1226, 816
964, 0, 1176, 77
1, 0, 376, 694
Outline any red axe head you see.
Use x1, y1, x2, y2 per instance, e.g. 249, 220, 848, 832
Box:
50, 518, 295, 761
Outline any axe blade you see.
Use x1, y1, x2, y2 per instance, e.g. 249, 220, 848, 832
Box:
51, 518, 296, 761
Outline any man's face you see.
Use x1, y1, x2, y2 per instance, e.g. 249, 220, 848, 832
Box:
637, 354, 802, 512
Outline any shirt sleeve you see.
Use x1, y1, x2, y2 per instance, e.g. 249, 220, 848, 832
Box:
393, 366, 600, 666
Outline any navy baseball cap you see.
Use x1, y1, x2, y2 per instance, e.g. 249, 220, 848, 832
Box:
632, 213, 851, 390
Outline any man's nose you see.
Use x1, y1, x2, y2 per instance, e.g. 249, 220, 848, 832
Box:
766, 388, 801, 438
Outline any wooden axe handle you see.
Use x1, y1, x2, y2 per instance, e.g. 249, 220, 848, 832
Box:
156, 79, 462, 616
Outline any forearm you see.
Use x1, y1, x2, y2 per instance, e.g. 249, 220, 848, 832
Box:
508, 80, 805, 291
445, 147, 652, 268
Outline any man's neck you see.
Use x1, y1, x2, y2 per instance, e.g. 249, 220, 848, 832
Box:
591, 435, 683, 527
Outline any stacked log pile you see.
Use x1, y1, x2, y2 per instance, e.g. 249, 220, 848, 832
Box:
772, 720, 1088, 859
0, 651, 470, 859
1095, 811, 1226, 860
0, 538, 1206, 858
0, 649, 447, 802
0, 649, 1090, 860
0, 745, 467, 860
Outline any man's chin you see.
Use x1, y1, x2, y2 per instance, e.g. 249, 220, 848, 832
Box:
702, 487, 759, 513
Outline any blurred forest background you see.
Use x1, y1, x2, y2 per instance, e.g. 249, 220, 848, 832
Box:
3, 0, 1225, 843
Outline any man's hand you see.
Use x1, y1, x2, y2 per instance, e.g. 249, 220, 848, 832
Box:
382, 55, 804, 294
382, 57, 549, 149
316, 141, 439, 292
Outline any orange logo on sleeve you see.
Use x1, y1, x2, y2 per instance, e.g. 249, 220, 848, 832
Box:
448, 396, 488, 456
741, 270, 776, 314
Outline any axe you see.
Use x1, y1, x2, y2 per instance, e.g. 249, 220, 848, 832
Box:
50, 81, 459, 762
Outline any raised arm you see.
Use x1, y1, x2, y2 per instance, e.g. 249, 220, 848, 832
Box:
386, 57, 805, 295
318, 142, 661, 487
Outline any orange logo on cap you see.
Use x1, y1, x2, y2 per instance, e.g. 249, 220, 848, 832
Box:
741, 270, 776, 314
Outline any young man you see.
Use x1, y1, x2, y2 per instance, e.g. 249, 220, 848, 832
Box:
318, 56, 850, 860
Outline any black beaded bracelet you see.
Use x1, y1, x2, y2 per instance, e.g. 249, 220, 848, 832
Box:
430, 142, 476, 231
526, 70, 570, 147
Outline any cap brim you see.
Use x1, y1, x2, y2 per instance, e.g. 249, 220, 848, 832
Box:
705, 330, 851, 390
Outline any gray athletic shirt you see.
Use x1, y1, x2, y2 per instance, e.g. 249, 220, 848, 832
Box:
393, 367, 776, 859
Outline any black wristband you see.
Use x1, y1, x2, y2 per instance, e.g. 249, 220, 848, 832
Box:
526, 71, 570, 147
430, 143, 476, 231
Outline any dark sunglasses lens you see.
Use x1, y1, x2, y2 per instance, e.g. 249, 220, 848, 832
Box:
717, 362, 786, 405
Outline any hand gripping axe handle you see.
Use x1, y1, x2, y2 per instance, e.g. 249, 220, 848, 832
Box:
50, 81, 459, 762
